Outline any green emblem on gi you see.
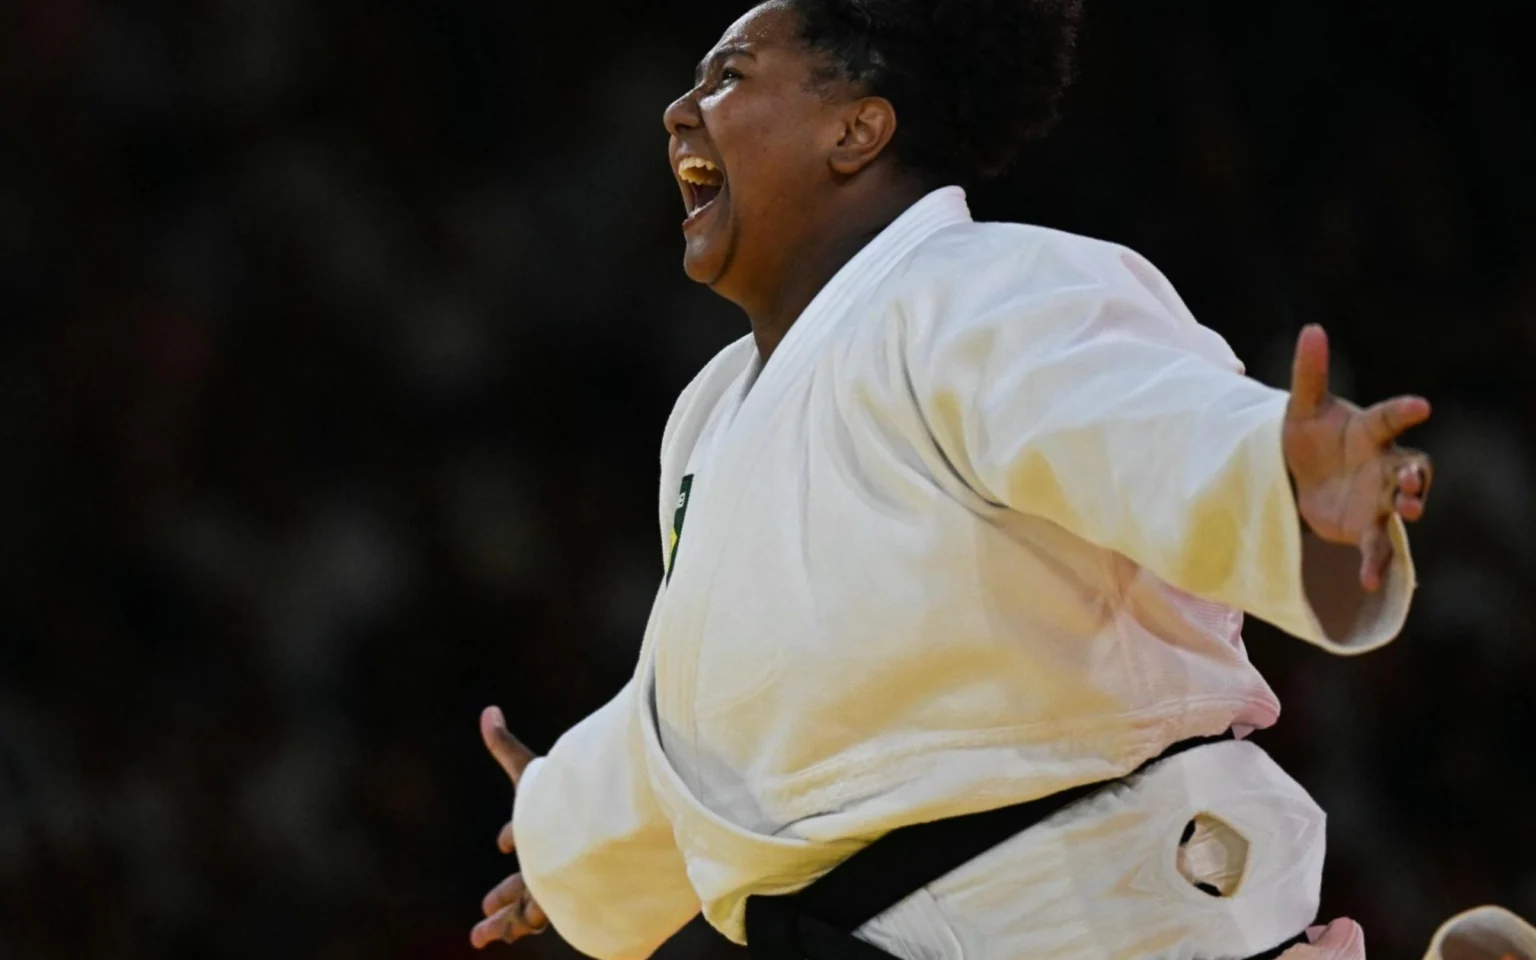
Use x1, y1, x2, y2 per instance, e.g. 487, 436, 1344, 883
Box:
667, 475, 694, 582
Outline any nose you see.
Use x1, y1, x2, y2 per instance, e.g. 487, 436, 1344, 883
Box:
663, 89, 702, 139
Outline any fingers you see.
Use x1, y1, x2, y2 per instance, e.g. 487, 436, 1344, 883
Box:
1277, 918, 1366, 960
482, 871, 528, 918
1358, 523, 1392, 593
1359, 448, 1429, 584
1288, 324, 1331, 419
470, 888, 549, 950
497, 820, 516, 855
481, 706, 536, 786
1392, 451, 1434, 521
1364, 395, 1432, 445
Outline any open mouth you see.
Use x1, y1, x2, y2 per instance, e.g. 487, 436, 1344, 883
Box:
679, 156, 726, 220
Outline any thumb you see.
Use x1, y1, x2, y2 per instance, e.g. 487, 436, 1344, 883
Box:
1288, 324, 1332, 420
481, 706, 536, 786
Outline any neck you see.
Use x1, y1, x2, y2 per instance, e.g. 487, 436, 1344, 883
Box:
740, 182, 929, 363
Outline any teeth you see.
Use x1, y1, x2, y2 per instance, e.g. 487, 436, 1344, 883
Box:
678, 156, 724, 186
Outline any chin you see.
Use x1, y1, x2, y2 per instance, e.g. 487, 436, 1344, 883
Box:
682, 241, 730, 287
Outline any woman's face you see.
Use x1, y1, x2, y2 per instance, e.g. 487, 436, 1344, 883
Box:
663, 2, 850, 295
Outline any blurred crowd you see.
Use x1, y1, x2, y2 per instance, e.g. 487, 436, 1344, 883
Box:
0, 0, 1532, 958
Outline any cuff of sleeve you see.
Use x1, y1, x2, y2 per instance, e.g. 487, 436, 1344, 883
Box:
514, 756, 547, 825
513, 754, 619, 960
1425, 906, 1536, 960
1298, 512, 1414, 655
511, 755, 552, 902
1263, 415, 1416, 655
509, 720, 697, 960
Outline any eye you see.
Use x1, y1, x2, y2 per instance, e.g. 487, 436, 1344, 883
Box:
720, 67, 744, 83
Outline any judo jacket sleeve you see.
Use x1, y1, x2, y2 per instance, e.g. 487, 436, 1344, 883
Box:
905, 239, 1414, 655
506, 352, 746, 960
512, 679, 700, 960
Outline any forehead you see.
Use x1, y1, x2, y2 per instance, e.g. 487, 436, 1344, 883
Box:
709, 1, 800, 56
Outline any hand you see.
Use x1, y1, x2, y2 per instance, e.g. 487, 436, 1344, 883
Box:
1283, 325, 1434, 593
471, 706, 548, 950
1278, 918, 1366, 960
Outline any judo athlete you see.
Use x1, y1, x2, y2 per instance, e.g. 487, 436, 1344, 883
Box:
469, 2, 1455, 958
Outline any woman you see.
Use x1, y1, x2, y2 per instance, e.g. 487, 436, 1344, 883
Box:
471, 1, 1438, 958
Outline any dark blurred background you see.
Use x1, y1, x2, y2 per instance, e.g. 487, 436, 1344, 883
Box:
1, 0, 1532, 957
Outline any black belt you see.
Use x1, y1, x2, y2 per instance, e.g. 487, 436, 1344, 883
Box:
744, 731, 1311, 960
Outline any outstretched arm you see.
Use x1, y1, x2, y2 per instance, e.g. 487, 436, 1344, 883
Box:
911, 267, 1431, 654
471, 685, 699, 960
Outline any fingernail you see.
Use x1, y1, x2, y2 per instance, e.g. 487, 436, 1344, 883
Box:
488, 705, 504, 726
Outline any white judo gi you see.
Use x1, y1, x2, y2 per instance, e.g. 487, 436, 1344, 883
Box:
511, 187, 1416, 960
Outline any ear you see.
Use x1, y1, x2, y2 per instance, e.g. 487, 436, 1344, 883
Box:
828, 97, 898, 176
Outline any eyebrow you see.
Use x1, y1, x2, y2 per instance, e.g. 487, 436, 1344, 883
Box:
694, 45, 756, 86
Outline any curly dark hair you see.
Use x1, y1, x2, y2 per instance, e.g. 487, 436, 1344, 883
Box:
790, 0, 1085, 185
